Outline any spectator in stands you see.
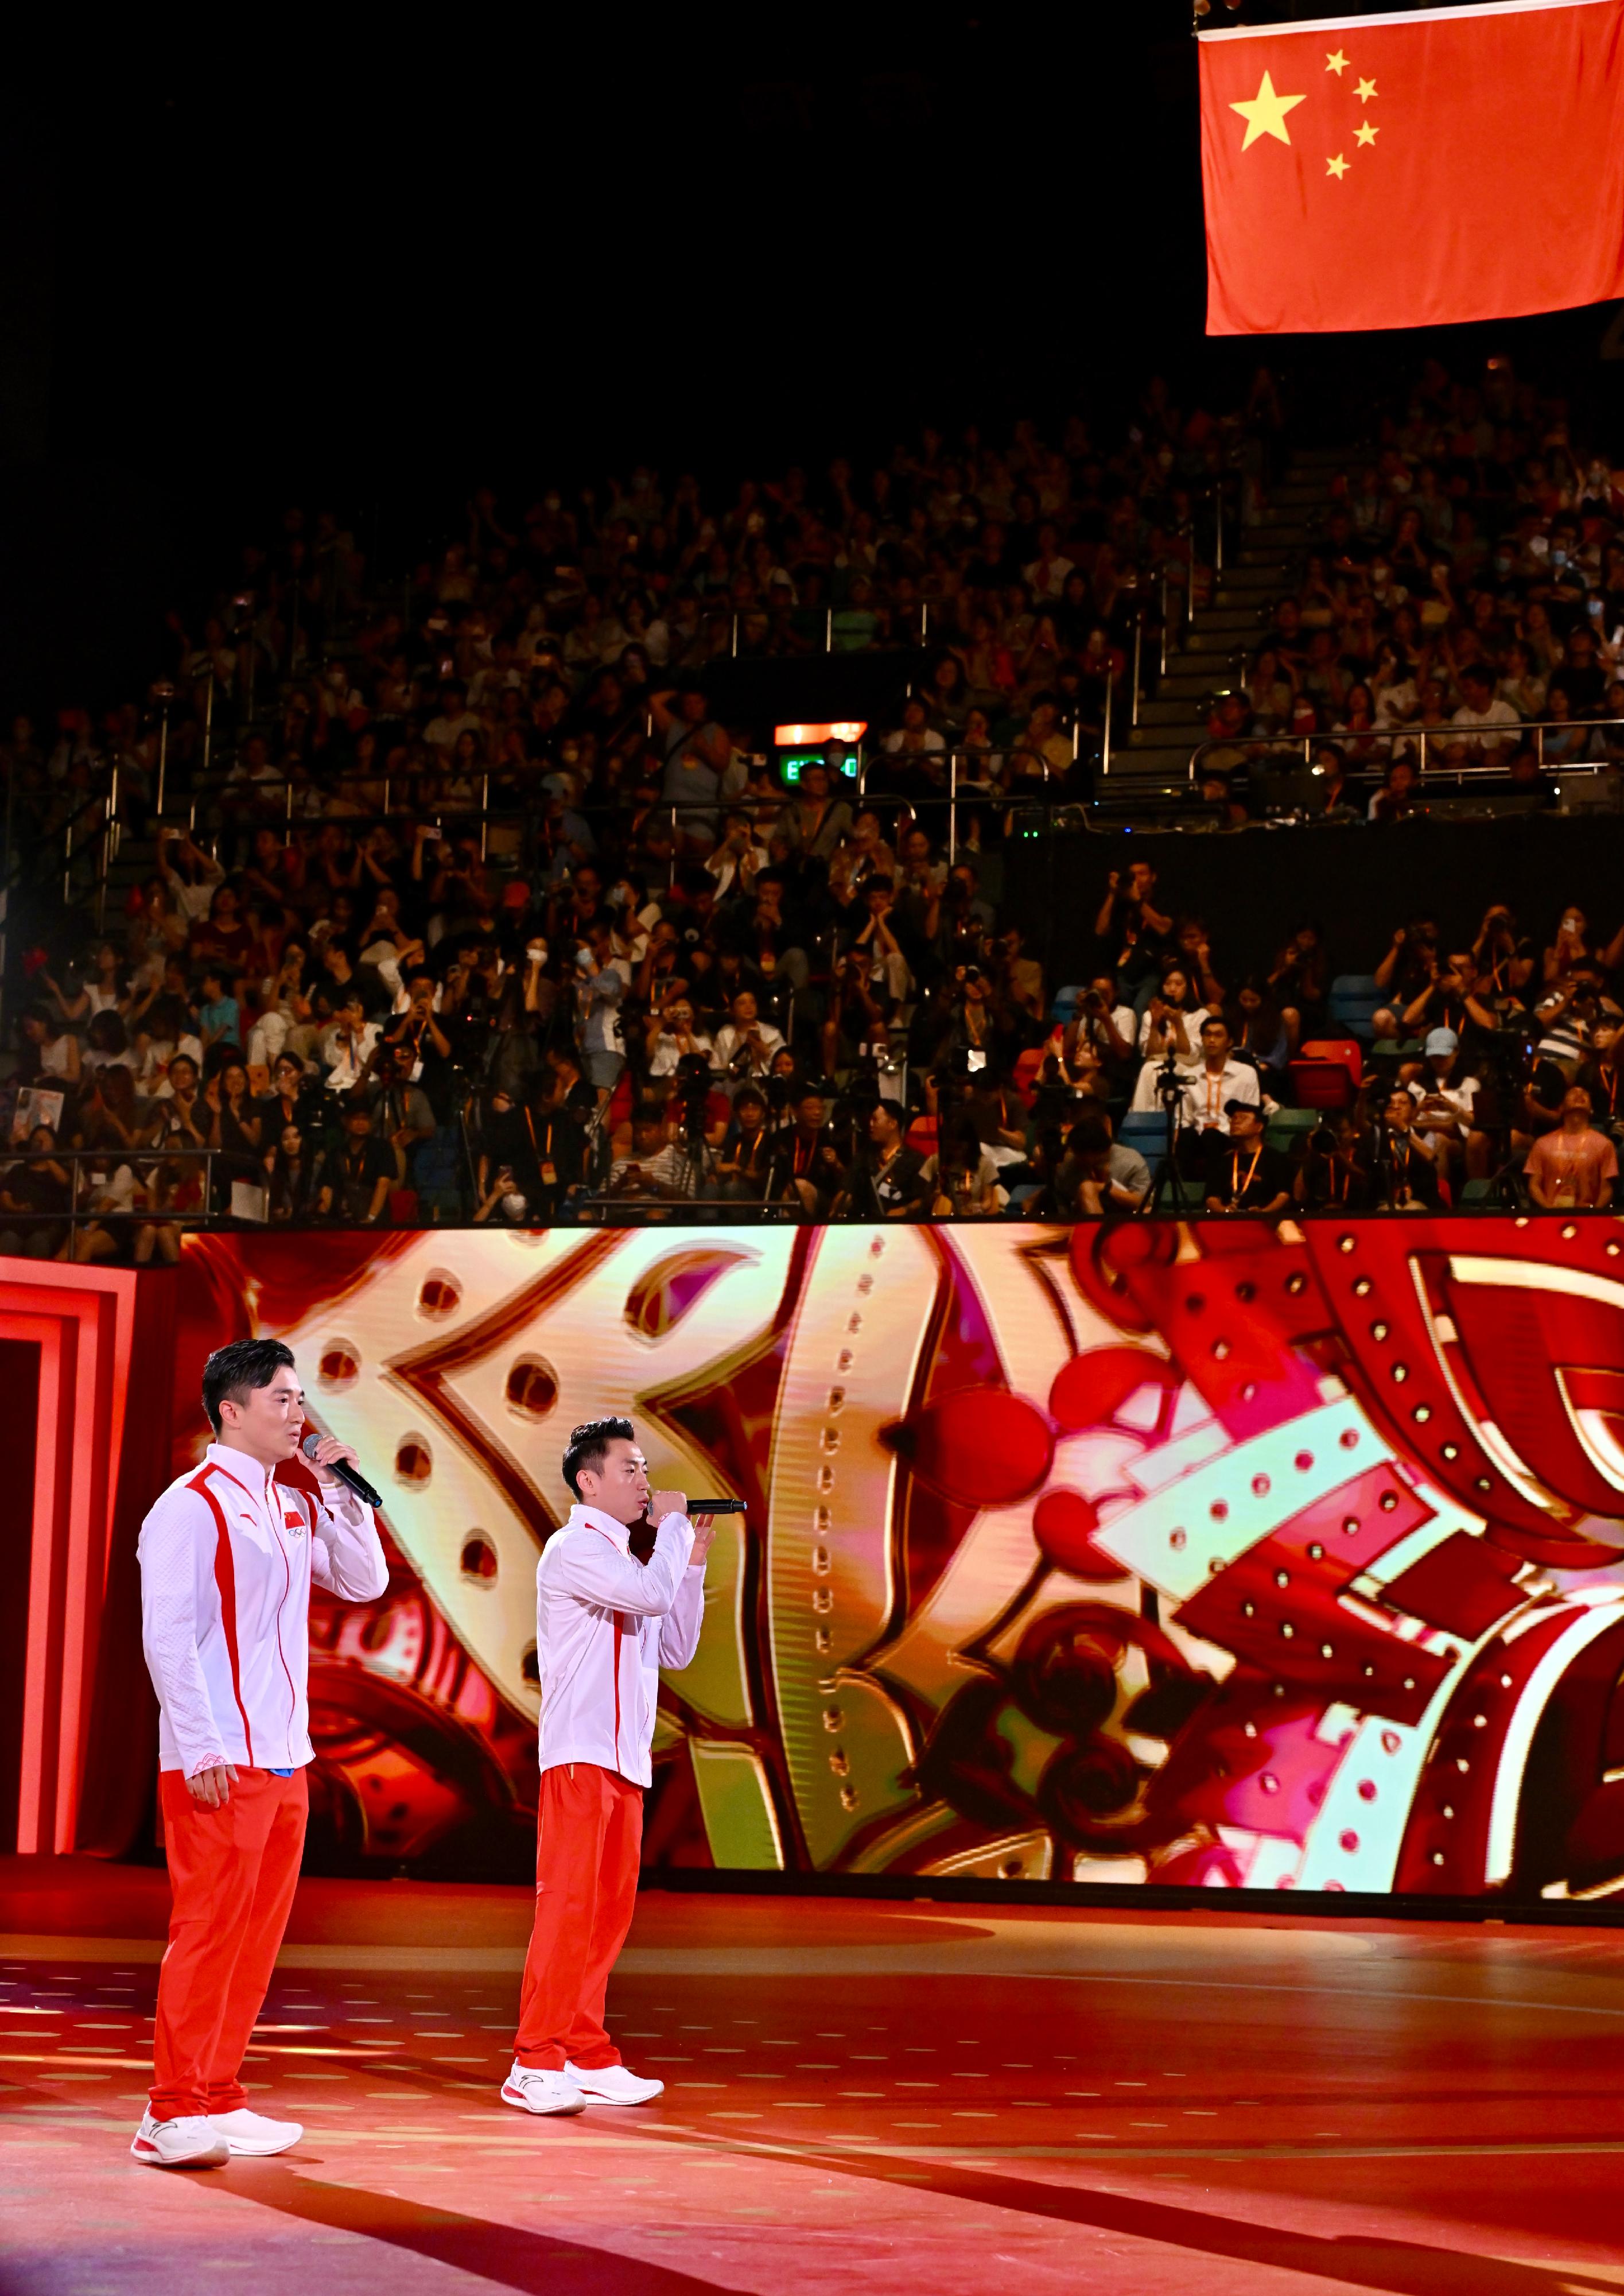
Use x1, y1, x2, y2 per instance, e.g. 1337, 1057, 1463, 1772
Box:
1176, 1016, 1262, 1152
1372, 1088, 1441, 1211
713, 989, 784, 1081
1297, 1114, 1374, 1212
922, 1114, 1003, 1218
18, 1004, 81, 1089
1447, 663, 1520, 761
778, 1088, 846, 1217
1127, 965, 1216, 1107
714, 1084, 775, 1207
317, 1099, 395, 1224
833, 1097, 928, 1219
1202, 1101, 1292, 1217
1524, 1085, 1618, 1209
263, 1123, 317, 1224
1059, 1112, 1150, 1217
0, 1125, 72, 1258
1408, 1027, 1476, 1190
17, 346, 1624, 1239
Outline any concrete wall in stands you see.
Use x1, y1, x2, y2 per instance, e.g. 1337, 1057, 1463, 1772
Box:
1006, 815, 1624, 990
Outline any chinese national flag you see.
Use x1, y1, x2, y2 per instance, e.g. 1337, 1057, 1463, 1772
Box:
1200, 0, 1624, 333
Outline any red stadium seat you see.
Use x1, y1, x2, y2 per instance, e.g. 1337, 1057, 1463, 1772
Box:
1298, 1038, 1363, 1086
1289, 1058, 1355, 1111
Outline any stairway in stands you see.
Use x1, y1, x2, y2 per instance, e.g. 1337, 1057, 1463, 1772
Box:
1108, 441, 1351, 802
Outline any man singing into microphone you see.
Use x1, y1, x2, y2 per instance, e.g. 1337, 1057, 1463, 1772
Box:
131, 1338, 387, 2169
503, 1417, 716, 2116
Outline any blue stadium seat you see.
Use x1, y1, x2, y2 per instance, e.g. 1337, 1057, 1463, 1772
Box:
1328, 973, 1382, 1044
1050, 984, 1086, 1024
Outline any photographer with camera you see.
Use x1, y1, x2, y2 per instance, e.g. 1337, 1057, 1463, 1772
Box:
644, 991, 713, 1081
1400, 947, 1498, 1045
1372, 917, 1442, 1039
1370, 1087, 1442, 1211
819, 948, 893, 1079
1471, 902, 1537, 1009
1297, 1112, 1376, 1212
1094, 859, 1175, 998
1125, 964, 1217, 1112
1047, 975, 1137, 1095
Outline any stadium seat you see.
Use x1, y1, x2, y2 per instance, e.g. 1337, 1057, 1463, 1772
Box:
1266, 1107, 1324, 1152
1298, 1038, 1363, 1086
1328, 975, 1382, 1044
1050, 985, 1086, 1024
1288, 1059, 1355, 1111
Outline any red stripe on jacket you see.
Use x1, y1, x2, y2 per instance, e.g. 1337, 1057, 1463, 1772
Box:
187, 1466, 256, 1766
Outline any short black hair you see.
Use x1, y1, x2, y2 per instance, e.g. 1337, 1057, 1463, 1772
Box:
563, 1416, 635, 1500
202, 1337, 295, 1434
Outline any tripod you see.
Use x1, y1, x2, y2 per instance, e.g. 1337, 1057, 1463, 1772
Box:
1141, 1054, 1198, 1215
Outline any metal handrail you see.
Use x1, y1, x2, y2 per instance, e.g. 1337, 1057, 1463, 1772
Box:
3, 1143, 1613, 1236
0, 1145, 224, 1235
1188, 712, 1624, 786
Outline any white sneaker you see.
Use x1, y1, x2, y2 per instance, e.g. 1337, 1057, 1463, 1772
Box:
208, 2106, 304, 2156
130, 2110, 230, 2169
500, 2060, 586, 2116
565, 2060, 664, 2105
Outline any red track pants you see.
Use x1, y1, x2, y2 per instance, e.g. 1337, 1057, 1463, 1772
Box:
150, 1766, 307, 2120
514, 1762, 643, 2072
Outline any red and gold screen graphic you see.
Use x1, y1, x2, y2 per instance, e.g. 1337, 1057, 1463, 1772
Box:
141, 1217, 1624, 1903
8, 1219, 1624, 1898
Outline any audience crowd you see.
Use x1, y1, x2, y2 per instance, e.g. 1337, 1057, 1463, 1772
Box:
3, 353, 1624, 1251
1202, 354, 1624, 816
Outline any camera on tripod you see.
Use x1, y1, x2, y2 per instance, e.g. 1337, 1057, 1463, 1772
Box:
673, 1050, 713, 1143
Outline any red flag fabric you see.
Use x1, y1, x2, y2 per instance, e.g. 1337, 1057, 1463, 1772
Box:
1200, 0, 1624, 335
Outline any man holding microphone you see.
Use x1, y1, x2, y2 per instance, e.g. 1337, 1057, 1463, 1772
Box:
503, 1417, 717, 2116
131, 1339, 388, 2168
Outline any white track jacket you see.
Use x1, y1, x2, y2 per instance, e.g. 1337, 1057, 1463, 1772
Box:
138, 1442, 389, 1777
535, 1503, 705, 1787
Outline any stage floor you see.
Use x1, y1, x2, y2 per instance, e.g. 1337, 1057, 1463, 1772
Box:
3, 1862, 1624, 2294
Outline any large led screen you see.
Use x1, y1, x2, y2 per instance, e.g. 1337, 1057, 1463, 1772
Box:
149, 1218, 1624, 1906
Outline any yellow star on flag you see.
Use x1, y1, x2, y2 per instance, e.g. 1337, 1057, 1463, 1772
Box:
1355, 119, 1378, 146
1231, 69, 1307, 150
1357, 76, 1378, 102
1326, 49, 1349, 73
1326, 153, 1349, 179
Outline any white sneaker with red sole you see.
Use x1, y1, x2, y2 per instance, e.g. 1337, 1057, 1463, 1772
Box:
130, 2111, 230, 2169
500, 2061, 586, 2116
565, 2061, 664, 2105
208, 2107, 304, 2155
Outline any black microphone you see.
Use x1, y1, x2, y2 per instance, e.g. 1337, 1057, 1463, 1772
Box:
685, 1499, 748, 1514
301, 1432, 384, 1509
